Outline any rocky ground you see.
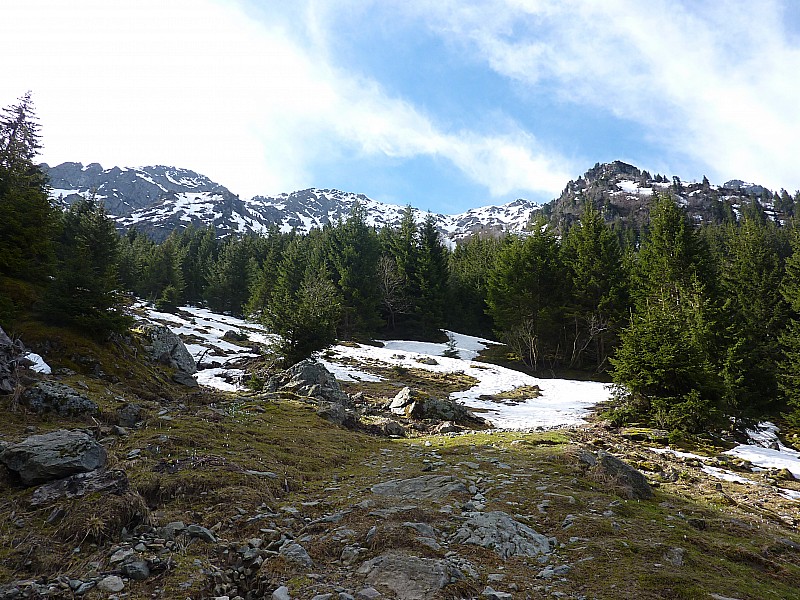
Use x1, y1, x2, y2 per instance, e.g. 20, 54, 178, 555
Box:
1, 312, 800, 600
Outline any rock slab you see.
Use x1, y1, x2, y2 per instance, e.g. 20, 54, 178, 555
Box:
357, 553, 463, 600
452, 511, 551, 558
371, 475, 468, 500
0, 429, 106, 486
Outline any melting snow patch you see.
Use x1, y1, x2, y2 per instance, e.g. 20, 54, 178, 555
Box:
725, 422, 800, 479
25, 353, 51, 375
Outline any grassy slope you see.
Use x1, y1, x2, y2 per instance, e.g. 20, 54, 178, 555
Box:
0, 316, 799, 598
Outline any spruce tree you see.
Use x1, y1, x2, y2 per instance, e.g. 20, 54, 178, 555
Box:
416, 213, 449, 336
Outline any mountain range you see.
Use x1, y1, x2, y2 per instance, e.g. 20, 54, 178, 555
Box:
43, 162, 539, 243
43, 160, 798, 243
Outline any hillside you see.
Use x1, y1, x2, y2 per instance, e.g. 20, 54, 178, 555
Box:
2, 304, 800, 599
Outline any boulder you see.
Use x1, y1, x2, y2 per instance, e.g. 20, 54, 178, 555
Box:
389, 387, 482, 424
30, 468, 128, 506
452, 511, 551, 558
357, 553, 463, 600
581, 450, 654, 500
21, 382, 98, 417
137, 322, 197, 386
371, 475, 468, 500
267, 359, 350, 406
117, 403, 145, 428
279, 541, 313, 568
0, 429, 106, 486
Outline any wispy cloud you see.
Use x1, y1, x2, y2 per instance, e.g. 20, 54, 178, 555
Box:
408, 0, 800, 190
0, 0, 574, 201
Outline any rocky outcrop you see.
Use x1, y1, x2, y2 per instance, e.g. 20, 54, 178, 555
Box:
0, 429, 107, 486
30, 468, 128, 506
0, 326, 25, 394
356, 553, 465, 600
266, 359, 351, 407
371, 475, 469, 500
389, 387, 483, 425
21, 382, 98, 417
452, 511, 552, 558
137, 322, 197, 386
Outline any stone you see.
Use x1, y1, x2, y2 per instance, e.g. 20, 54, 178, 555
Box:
109, 548, 135, 563
483, 588, 513, 600
187, 524, 217, 543
137, 322, 197, 386
30, 468, 128, 506
97, 575, 124, 593
382, 420, 406, 437
21, 382, 99, 417
267, 359, 350, 406
388, 387, 481, 424
371, 475, 468, 500
160, 521, 187, 540
122, 560, 151, 580
0, 325, 25, 394
355, 588, 382, 600
0, 429, 106, 486
592, 451, 654, 500
272, 587, 291, 600
279, 541, 313, 568
357, 553, 463, 600
664, 547, 685, 567
316, 402, 357, 428
311, 595, 334, 600
117, 403, 145, 428
451, 511, 551, 559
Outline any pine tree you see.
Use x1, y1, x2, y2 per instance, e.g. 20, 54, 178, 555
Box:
0, 92, 55, 281
486, 220, 563, 370
416, 213, 449, 336
42, 196, 131, 336
778, 227, 800, 425
561, 204, 626, 371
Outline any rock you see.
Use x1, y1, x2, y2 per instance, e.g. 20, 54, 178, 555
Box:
355, 588, 382, 600
311, 595, 334, 600
416, 356, 439, 366
357, 553, 463, 600
0, 429, 106, 486
316, 402, 357, 428
388, 387, 481, 424
452, 511, 551, 558
223, 330, 248, 343
279, 541, 313, 568
432, 421, 462, 434
483, 588, 513, 600
382, 420, 406, 437
371, 475, 469, 500
592, 451, 654, 500
110, 548, 135, 563
0, 326, 25, 394
272, 586, 291, 600
30, 468, 128, 506
138, 322, 197, 386
187, 524, 217, 543
97, 575, 124, 593
122, 560, 151, 580
20, 382, 99, 417
267, 359, 350, 406
117, 403, 145, 428
160, 521, 187, 540
664, 547, 685, 567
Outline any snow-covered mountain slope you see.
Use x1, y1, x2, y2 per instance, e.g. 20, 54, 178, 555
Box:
42, 162, 540, 242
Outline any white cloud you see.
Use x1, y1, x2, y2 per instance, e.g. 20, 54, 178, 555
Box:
0, 0, 573, 201
411, 0, 800, 191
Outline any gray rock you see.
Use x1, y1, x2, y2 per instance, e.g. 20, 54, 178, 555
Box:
117, 403, 144, 428
272, 587, 291, 600
357, 553, 463, 600
382, 420, 406, 437
371, 475, 468, 500
311, 595, 334, 600
452, 511, 551, 558
388, 387, 481, 424
279, 541, 313, 568
21, 382, 98, 416
97, 575, 124, 593
591, 451, 654, 500
316, 402, 356, 428
122, 560, 151, 580
0, 326, 25, 394
483, 588, 513, 600
187, 524, 217, 543
30, 468, 128, 506
0, 429, 106, 486
664, 547, 685, 567
160, 520, 187, 540
267, 359, 351, 406
355, 588, 382, 600
138, 322, 197, 386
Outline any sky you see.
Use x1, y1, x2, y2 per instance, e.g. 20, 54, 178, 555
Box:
2, 0, 800, 214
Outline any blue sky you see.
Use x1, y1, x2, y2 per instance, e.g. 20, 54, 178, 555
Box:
2, 0, 800, 213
